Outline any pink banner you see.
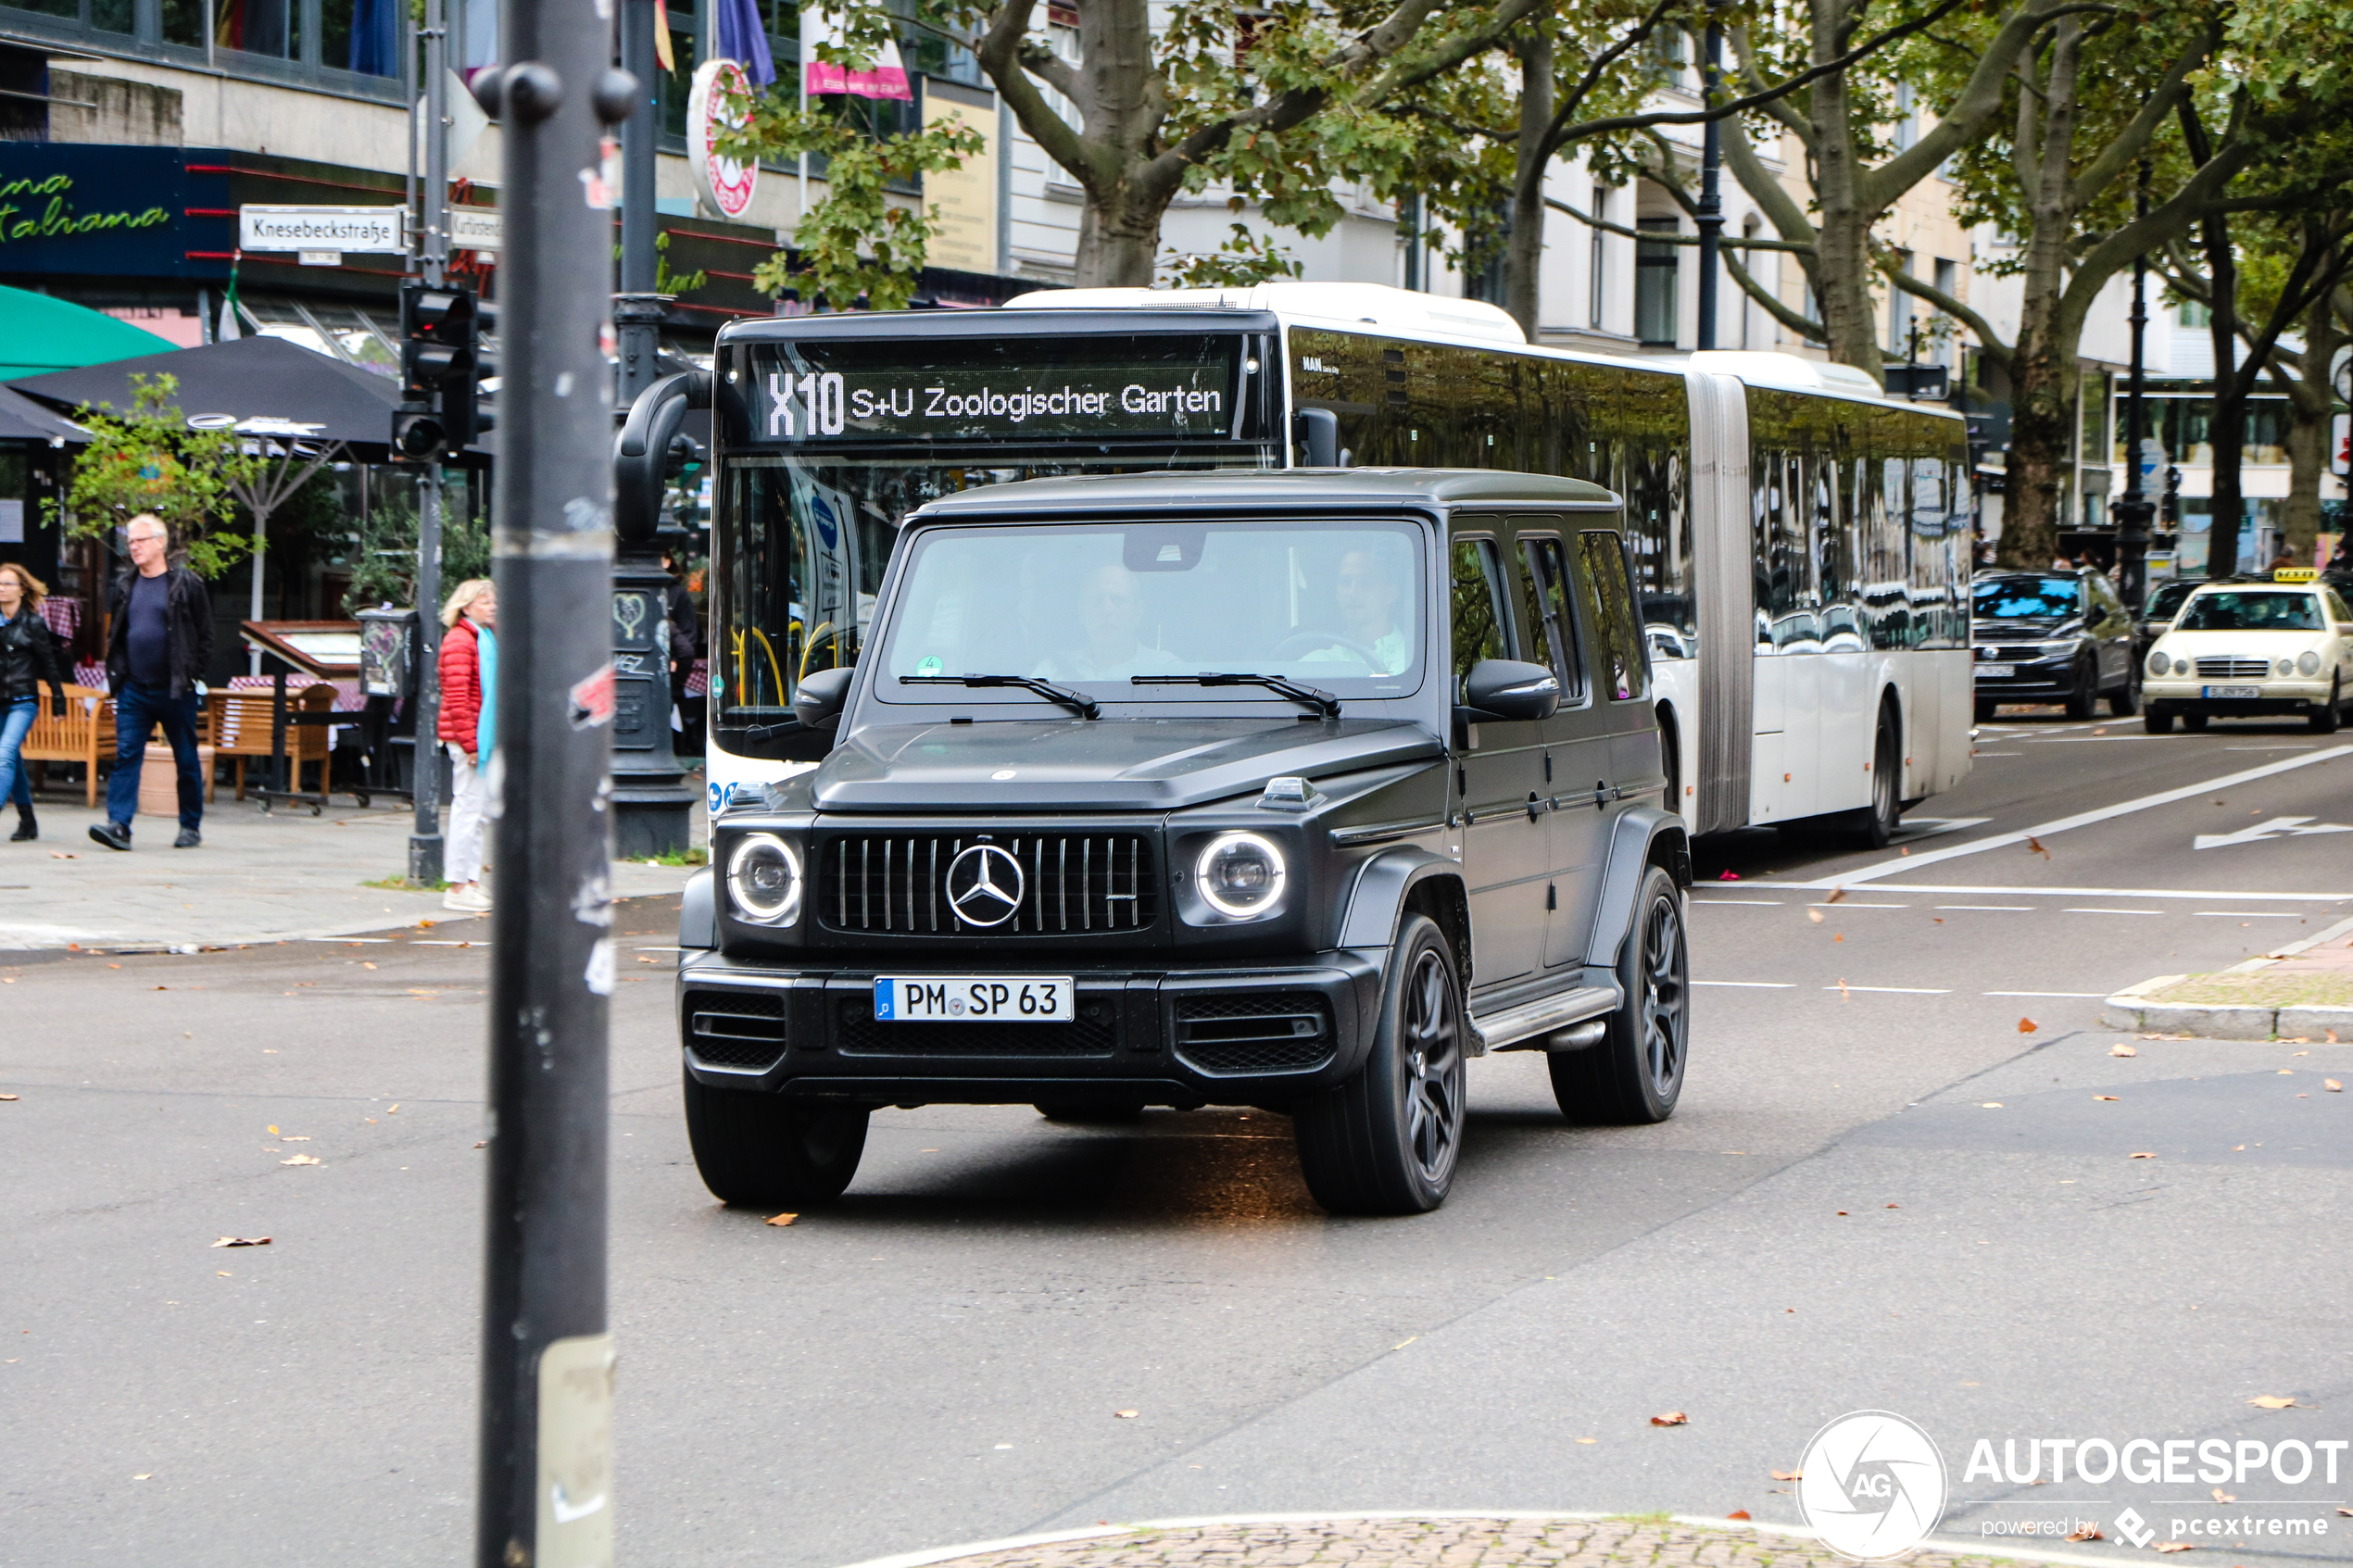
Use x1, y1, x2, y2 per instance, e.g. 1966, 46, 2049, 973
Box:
805, 58, 912, 98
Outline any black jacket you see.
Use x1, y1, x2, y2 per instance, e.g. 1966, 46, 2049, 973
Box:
0, 607, 65, 708
664, 577, 698, 672
106, 566, 214, 699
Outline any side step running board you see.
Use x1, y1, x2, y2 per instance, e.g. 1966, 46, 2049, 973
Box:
1467, 985, 1621, 1055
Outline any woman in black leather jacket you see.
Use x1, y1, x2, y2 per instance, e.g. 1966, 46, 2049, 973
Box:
0, 563, 68, 842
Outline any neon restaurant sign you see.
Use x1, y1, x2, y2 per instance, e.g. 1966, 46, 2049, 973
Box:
0, 173, 170, 245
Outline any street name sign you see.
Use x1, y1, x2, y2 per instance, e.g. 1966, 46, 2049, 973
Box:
239, 205, 408, 254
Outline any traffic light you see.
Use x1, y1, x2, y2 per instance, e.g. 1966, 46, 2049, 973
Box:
393, 279, 484, 458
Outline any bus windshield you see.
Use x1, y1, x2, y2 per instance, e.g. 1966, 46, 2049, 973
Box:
873, 520, 1427, 709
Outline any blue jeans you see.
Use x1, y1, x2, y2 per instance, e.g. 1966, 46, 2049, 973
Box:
107, 683, 204, 832
0, 696, 33, 813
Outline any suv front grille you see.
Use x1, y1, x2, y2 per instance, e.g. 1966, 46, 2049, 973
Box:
2196, 658, 2270, 680
835, 993, 1119, 1055
685, 989, 788, 1071
1175, 992, 1334, 1076
818, 833, 1158, 935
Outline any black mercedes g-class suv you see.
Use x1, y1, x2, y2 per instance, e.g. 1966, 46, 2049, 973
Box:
676, 470, 1692, 1215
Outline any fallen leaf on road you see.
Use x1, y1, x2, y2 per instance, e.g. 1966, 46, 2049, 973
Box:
0, 1094, 17, 1101
1727, 1510, 1753, 1521
1837, 978, 1850, 998
1651, 1411, 1690, 1426
267, 1124, 278, 1135
2213, 1488, 2235, 1503
2248, 1396, 2299, 1410
2068, 1525, 2104, 1541
1114, 1410, 1139, 1419
1836, 1210, 1849, 1215
1885, 1202, 1900, 1209
1718, 870, 1740, 881
1772, 1470, 1803, 1481
765, 1212, 798, 1226
2327, 1080, 2343, 1093
280, 1154, 320, 1166
387, 1104, 399, 1114
2018, 1017, 2038, 1034
2095, 1095, 2120, 1101
2027, 836, 2050, 859
1981, 1102, 2004, 1109
49, 852, 72, 859
2337, 1509, 2353, 1518
2156, 1542, 2196, 1551
132, 1474, 150, 1480
2112, 1044, 2139, 1056
210, 1236, 271, 1248
2130, 1151, 2156, 1159
2329, 1031, 2340, 1044
1808, 909, 1825, 924
280, 1135, 308, 1142
1826, 888, 1847, 904
1833, 934, 1843, 943
473, 1141, 486, 1148
2279, 1069, 2295, 1075
1578, 1437, 1598, 1445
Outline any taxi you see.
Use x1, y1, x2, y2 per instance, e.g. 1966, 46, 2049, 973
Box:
2143, 569, 2353, 734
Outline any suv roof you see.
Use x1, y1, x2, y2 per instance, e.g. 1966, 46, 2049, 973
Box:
910, 468, 1621, 521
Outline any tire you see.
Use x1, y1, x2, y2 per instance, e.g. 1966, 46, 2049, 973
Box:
1974, 696, 1997, 723
682, 1066, 869, 1207
1841, 701, 1903, 849
2144, 706, 2175, 734
2312, 675, 2343, 734
2108, 664, 2140, 717
1035, 1101, 1145, 1123
2183, 711, 2209, 732
1549, 864, 1689, 1124
1292, 913, 1467, 1216
2065, 659, 2098, 720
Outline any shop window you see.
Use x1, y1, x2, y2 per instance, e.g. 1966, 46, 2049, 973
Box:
160, 0, 202, 44
91, 0, 132, 31
1635, 218, 1680, 346
215, 0, 299, 59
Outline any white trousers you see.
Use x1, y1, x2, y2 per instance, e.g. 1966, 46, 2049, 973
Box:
447, 742, 487, 885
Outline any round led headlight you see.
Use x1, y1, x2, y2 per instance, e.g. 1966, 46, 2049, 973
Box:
2297, 651, 2322, 676
2147, 650, 2171, 678
1195, 832, 1288, 919
726, 833, 802, 925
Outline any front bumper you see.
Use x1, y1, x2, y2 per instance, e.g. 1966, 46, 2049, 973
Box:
1973, 656, 2084, 701
2145, 679, 2333, 715
676, 947, 1383, 1107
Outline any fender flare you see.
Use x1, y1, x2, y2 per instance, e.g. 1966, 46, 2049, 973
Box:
1583, 807, 1692, 970
678, 865, 716, 949
1337, 846, 1468, 960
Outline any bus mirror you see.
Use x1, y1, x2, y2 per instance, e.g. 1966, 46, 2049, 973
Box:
1293, 408, 1340, 468
614, 370, 711, 550
1460, 659, 1561, 722
792, 667, 855, 733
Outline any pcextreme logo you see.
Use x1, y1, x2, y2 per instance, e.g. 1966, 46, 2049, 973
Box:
1795, 1411, 1951, 1561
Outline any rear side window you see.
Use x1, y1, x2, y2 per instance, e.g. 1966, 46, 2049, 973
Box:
1450, 537, 1510, 694
1577, 530, 1647, 701
1515, 536, 1586, 700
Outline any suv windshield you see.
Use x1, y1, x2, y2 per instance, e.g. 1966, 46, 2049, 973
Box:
1973, 577, 2082, 620
876, 520, 1427, 706
2146, 580, 2199, 621
2176, 591, 2323, 632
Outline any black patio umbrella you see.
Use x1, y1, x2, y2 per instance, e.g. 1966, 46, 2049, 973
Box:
7, 334, 405, 457
0, 383, 88, 445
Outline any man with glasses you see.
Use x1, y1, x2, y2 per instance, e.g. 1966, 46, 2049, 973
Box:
91, 514, 213, 851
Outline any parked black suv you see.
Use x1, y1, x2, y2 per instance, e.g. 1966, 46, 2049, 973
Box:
1971, 570, 2138, 721
675, 470, 1692, 1215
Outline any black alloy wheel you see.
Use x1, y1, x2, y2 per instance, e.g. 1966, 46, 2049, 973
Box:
682, 1067, 870, 1207
2313, 675, 2344, 734
1550, 863, 1689, 1124
1293, 912, 1467, 1215
2065, 656, 2099, 719
1843, 702, 1903, 849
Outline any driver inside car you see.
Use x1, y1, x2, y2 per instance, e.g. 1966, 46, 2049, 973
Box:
1031, 561, 1188, 682
1299, 546, 1413, 674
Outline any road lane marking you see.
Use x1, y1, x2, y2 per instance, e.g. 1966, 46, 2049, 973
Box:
1822, 985, 1953, 994
2194, 910, 2306, 918
1936, 905, 2034, 910
1793, 745, 2353, 887
2194, 816, 2353, 850
1984, 990, 2110, 997
1748, 881, 2353, 902
1693, 980, 1795, 987
1806, 901, 1911, 909
2063, 908, 2164, 915
1693, 899, 1783, 906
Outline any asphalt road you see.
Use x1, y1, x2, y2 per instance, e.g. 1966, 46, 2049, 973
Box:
4, 710, 2350, 1568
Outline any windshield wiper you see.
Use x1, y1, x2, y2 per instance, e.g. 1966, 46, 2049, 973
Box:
1132, 672, 1341, 718
901, 672, 1101, 720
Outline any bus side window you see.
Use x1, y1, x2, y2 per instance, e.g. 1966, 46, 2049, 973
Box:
1577, 529, 1648, 702
1449, 535, 1512, 696
1514, 533, 1587, 702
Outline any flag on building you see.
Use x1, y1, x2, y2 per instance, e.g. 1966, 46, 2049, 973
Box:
801, 5, 912, 99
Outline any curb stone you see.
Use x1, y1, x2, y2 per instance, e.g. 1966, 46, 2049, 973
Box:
2102, 912, 2353, 1039
833, 1513, 2149, 1568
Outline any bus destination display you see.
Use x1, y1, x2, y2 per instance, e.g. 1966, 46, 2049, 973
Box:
745, 336, 1242, 443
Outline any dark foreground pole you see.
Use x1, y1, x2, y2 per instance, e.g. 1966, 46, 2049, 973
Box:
471, 18, 636, 1566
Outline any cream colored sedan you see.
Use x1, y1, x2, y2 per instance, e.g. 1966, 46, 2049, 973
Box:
2143, 579, 2353, 734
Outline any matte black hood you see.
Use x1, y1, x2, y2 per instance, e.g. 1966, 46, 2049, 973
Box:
810, 717, 1442, 813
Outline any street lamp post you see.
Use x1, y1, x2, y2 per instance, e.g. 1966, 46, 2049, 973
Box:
1693, 4, 1725, 351
2114, 162, 2155, 613
407, 0, 450, 886
468, 31, 637, 1568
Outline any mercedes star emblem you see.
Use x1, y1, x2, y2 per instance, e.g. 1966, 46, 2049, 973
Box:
946, 844, 1026, 927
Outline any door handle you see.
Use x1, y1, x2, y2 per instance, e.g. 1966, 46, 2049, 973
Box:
1526, 792, 1545, 822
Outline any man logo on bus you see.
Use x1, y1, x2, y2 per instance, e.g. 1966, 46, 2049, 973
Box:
1793, 1411, 1948, 1561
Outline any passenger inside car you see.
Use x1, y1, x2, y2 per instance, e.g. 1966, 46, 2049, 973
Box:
1300, 545, 1415, 675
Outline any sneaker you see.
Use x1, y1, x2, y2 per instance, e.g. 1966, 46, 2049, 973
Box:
173, 829, 201, 848
443, 885, 492, 912
88, 822, 132, 852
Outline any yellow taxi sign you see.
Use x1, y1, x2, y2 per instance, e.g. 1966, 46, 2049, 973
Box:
2274, 567, 2318, 583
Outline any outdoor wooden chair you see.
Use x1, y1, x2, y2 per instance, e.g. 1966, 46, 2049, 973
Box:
210, 684, 336, 800
19, 684, 107, 808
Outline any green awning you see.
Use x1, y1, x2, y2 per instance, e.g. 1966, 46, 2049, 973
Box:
0, 283, 177, 382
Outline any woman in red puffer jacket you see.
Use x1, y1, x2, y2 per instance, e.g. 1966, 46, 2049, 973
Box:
435, 579, 497, 912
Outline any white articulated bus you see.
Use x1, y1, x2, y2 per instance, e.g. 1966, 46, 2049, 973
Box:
695, 282, 1972, 842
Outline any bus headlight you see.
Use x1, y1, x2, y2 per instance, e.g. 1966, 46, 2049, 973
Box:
2297, 651, 2322, 676
1196, 832, 1287, 919
726, 834, 802, 925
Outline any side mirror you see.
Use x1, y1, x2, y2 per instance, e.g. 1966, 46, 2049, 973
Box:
1459, 659, 1560, 723
792, 666, 855, 732
1292, 407, 1340, 468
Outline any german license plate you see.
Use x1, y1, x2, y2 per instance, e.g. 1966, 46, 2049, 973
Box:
874, 976, 1075, 1022
2204, 685, 2260, 699
1977, 664, 2014, 679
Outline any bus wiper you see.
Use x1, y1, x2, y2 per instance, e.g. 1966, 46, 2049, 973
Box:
902, 672, 1101, 720
1131, 672, 1341, 718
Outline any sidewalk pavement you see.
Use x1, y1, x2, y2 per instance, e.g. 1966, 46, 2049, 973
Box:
0, 792, 700, 950
840, 1516, 2100, 1568
2103, 910, 2353, 1039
